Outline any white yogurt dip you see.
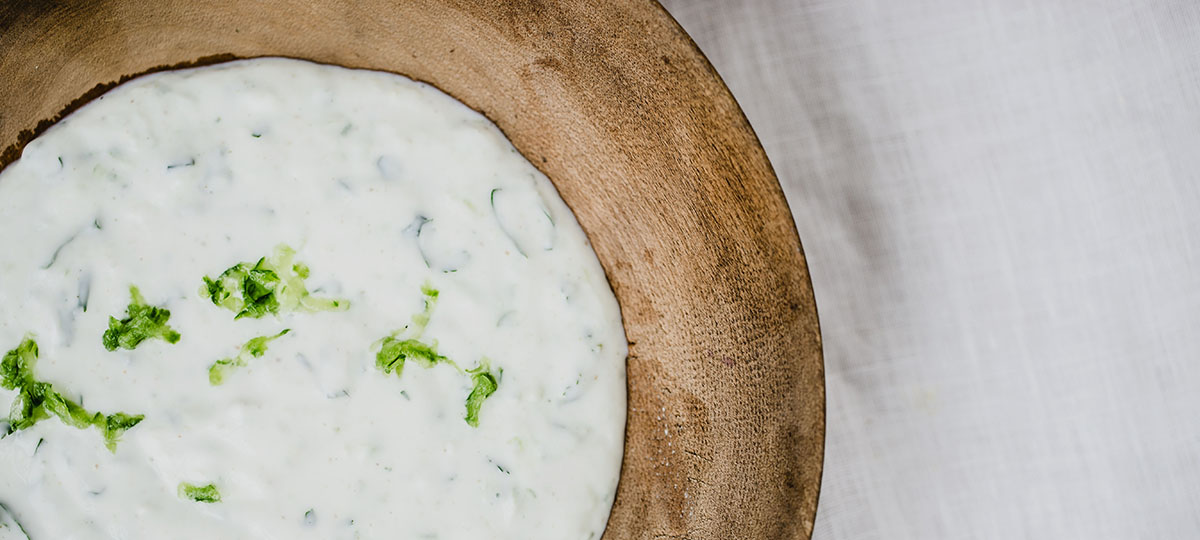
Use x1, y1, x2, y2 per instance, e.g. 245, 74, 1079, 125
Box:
0, 58, 626, 540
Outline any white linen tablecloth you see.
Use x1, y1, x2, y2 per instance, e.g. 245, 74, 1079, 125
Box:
658, 1, 1200, 538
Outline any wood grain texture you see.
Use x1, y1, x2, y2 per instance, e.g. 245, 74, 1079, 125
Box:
0, 1, 824, 537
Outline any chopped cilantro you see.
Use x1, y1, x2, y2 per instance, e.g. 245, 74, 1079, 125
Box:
209, 329, 291, 385
464, 359, 501, 427
2, 337, 144, 451
201, 244, 349, 319
102, 286, 181, 351
178, 482, 221, 503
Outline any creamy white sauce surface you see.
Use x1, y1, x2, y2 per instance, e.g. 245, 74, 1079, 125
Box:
0, 58, 626, 540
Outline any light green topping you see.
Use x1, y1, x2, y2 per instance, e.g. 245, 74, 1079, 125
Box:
201, 244, 349, 319
464, 358, 501, 428
375, 337, 453, 378
374, 284, 454, 377
178, 482, 221, 503
412, 282, 440, 333
373, 284, 501, 427
102, 286, 181, 351
209, 329, 291, 385
1, 337, 144, 452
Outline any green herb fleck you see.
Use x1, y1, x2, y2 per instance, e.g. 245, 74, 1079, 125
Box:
412, 282, 439, 332
374, 284, 454, 377
209, 329, 291, 385
178, 482, 221, 503
375, 337, 451, 377
100, 413, 145, 450
465, 359, 501, 427
201, 244, 349, 319
2, 337, 144, 451
0, 501, 29, 537
372, 284, 502, 427
102, 286, 181, 351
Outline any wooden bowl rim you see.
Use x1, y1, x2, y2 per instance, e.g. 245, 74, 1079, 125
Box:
0, 1, 825, 537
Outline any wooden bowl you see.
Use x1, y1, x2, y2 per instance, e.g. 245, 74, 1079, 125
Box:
0, 1, 824, 537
